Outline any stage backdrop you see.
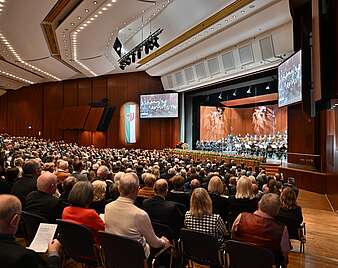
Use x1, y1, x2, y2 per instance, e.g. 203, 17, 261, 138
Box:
200, 104, 287, 141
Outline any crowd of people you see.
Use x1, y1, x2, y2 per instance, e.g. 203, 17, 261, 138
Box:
0, 134, 302, 267
196, 132, 288, 160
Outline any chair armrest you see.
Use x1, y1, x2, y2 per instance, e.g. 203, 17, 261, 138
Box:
152, 244, 173, 260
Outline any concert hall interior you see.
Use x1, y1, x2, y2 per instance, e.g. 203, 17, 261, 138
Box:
0, 0, 338, 268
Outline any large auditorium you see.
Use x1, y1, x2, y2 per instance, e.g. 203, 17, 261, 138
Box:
0, 0, 337, 267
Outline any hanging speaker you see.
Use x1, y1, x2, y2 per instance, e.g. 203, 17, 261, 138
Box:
97, 106, 115, 131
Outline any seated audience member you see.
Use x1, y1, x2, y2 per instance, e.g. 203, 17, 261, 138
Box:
59, 176, 77, 202
14, 158, 24, 178
184, 188, 227, 247
138, 173, 156, 199
42, 163, 55, 173
284, 177, 299, 198
11, 160, 41, 206
96, 165, 114, 199
228, 176, 258, 227
90, 180, 107, 214
108, 171, 125, 201
63, 181, 104, 232
232, 193, 290, 265
0, 194, 61, 268
105, 173, 170, 258
143, 179, 184, 236
208, 176, 228, 222
277, 187, 303, 237
24, 172, 64, 223
54, 160, 69, 183
0, 167, 19, 194
189, 179, 201, 193
167, 175, 190, 209
264, 178, 281, 195
72, 160, 87, 181
227, 176, 237, 196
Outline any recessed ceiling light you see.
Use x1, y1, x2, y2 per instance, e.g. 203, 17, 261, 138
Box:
85, 9, 89, 12
90, 17, 94, 21
94, 14, 98, 17
107, 3, 112, 6
71, 23, 75, 26
111, 0, 116, 2
98, 11, 102, 14
87, 20, 91, 23
93, 1, 97, 4
83, 23, 87, 26
241, 10, 245, 14
78, 16, 81, 20
102, 7, 107, 10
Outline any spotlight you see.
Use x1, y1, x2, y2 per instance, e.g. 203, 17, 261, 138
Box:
131, 53, 136, 63
120, 64, 125, 70
125, 57, 131, 65
233, 90, 237, 96
153, 36, 160, 48
218, 93, 222, 100
137, 48, 142, 59
266, 84, 270, 90
148, 40, 154, 50
145, 45, 149, 55
247, 86, 252, 94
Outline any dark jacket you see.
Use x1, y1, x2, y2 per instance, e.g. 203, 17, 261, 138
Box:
143, 195, 184, 236
11, 175, 37, 207
24, 191, 64, 223
228, 196, 258, 226
0, 234, 60, 268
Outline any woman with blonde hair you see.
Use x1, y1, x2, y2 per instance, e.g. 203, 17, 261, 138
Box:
90, 180, 107, 214
184, 188, 227, 246
208, 176, 228, 222
228, 176, 258, 227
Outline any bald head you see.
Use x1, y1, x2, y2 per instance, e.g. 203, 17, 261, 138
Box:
37, 172, 57, 194
154, 179, 168, 197
0, 195, 21, 234
118, 172, 139, 198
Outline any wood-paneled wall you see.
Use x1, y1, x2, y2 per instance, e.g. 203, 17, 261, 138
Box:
0, 72, 179, 149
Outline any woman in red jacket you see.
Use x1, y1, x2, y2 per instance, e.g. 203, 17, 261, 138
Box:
62, 181, 105, 232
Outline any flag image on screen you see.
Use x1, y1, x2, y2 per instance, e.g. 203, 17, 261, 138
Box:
140, 93, 178, 118
124, 103, 136, 144
278, 50, 302, 107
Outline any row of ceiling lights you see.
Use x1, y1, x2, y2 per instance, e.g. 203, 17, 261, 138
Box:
0, 70, 34, 84
71, 0, 118, 76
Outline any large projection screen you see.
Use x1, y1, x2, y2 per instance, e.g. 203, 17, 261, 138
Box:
140, 93, 178, 118
278, 50, 302, 107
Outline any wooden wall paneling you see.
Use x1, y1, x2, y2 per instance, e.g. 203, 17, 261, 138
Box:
107, 75, 127, 148
62, 80, 79, 141
43, 82, 63, 140
78, 79, 92, 106
63, 130, 79, 144
92, 77, 107, 147
79, 131, 92, 146
0, 93, 8, 133
63, 80, 78, 107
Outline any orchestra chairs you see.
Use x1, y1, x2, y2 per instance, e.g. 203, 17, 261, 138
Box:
20, 210, 48, 245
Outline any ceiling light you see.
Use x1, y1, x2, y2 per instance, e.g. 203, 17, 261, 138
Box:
85, 9, 89, 12
241, 10, 246, 14
94, 14, 98, 17
87, 20, 91, 23
98, 11, 102, 14
233, 90, 237, 96
0, 0, 5, 3
266, 84, 270, 90
102, 7, 107, 10
111, 0, 116, 2
78, 16, 81, 20
71, 23, 75, 26
107, 3, 112, 6
247, 86, 252, 94
83, 23, 87, 26
90, 17, 94, 21
93, 1, 97, 4
218, 93, 222, 100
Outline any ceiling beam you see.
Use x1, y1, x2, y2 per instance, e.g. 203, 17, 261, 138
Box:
137, 0, 255, 65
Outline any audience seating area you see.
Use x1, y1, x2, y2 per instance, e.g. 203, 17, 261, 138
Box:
0, 135, 307, 268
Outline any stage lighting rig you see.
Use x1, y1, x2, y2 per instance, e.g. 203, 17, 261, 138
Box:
118, 28, 163, 70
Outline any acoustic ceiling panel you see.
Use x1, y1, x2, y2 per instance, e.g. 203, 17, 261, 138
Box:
207, 57, 220, 76
259, 35, 275, 60
238, 43, 254, 65
221, 51, 235, 71
184, 67, 195, 82
195, 62, 207, 80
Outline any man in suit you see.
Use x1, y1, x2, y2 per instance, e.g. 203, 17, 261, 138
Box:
0, 194, 61, 268
11, 160, 41, 206
143, 179, 184, 237
24, 172, 64, 223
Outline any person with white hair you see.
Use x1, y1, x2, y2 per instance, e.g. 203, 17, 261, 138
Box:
54, 159, 69, 183
105, 173, 170, 258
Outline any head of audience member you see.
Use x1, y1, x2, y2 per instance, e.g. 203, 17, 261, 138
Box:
43, 162, 55, 173
73, 160, 83, 172
92, 180, 107, 202
280, 187, 297, 209
14, 158, 24, 168
118, 172, 139, 200
252, 184, 259, 196
267, 178, 280, 195
235, 176, 254, 199
154, 179, 168, 198
68, 181, 94, 208
23, 159, 41, 178
57, 160, 69, 171
171, 175, 184, 191
152, 167, 160, 179
143, 173, 156, 188
0, 194, 22, 235
114, 171, 125, 184
62, 176, 77, 198
208, 176, 224, 195
258, 193, 280, 217
37, 172, 57, 195
5, 167, 19, 181
97, 165, 110, 181
229, 176, 237, 186
189, 188, 212, 218
190, 179, 201, 192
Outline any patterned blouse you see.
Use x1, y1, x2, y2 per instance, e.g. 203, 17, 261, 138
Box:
184, 211, 227, 245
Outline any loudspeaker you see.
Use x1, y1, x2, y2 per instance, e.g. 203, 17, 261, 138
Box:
97, 106, 114, 131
